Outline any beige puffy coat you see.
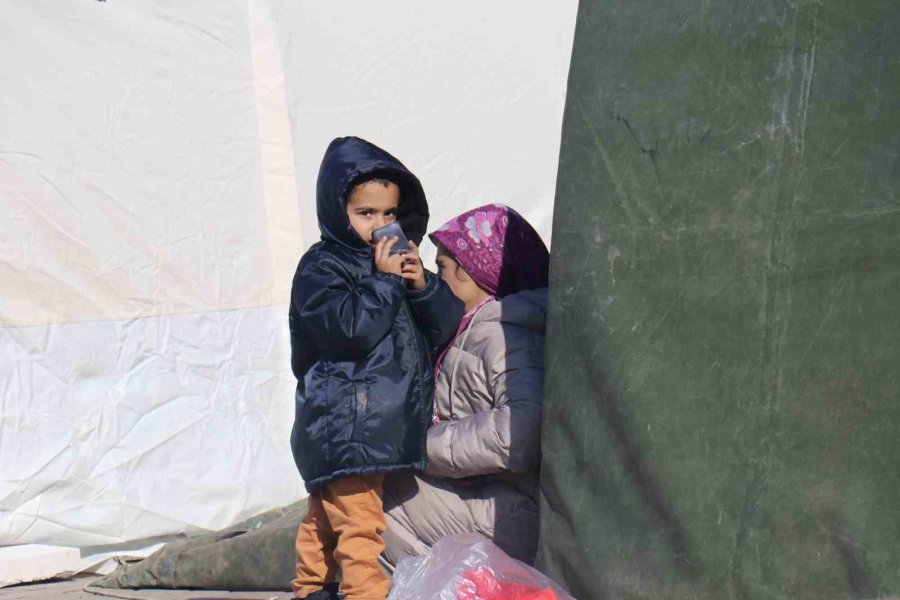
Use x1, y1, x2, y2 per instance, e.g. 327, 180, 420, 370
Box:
383, 287, 547, 565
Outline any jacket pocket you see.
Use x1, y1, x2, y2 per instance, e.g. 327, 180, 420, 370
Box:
295, 364, 332, 471
325, 373, 369, 446
349, 382, 370, 443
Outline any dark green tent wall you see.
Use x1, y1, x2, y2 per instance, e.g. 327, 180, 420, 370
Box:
537, 1, 899, 599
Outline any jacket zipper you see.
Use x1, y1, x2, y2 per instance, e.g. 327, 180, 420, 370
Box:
400, 300, 429, 460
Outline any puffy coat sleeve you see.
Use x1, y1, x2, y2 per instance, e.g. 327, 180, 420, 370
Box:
406, 270, 464, 349
425, 334, 544, 478
293, 257, 406, 357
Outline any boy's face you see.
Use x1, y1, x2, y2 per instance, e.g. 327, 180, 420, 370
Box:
345, 181, 400, 246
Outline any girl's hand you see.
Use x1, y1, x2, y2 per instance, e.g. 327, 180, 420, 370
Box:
401, 241, 426, 290
374, 237, 405, 277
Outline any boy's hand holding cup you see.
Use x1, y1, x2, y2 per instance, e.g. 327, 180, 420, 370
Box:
374, 236, 406, 277
371, 222, 426, 291
400, 241, 426, 290
373, 237, 425, 290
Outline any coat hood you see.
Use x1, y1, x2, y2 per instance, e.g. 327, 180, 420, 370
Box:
316, 136, 429, 251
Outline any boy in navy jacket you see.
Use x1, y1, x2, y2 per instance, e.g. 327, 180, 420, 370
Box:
288, 137, 463, 600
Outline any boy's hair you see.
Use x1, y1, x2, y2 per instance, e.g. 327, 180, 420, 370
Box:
349, 173, 397, 195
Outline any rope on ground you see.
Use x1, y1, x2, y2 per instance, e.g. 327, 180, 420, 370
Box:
82, 583, 160, 600
82, 583, 286, 600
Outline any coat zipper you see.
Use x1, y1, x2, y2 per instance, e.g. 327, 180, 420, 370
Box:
400, 300, 429, 460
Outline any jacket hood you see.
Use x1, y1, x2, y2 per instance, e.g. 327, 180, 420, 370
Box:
477, 287, 548, 334
316, 136, 429, 251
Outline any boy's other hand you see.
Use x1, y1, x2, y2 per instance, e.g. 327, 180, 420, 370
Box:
374, 236, 405, 277
401, 241, 426, 290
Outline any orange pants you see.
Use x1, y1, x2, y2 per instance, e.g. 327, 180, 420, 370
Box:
292, 474, 390, 600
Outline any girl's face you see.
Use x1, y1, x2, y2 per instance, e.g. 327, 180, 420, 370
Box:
436, 251, 489, 312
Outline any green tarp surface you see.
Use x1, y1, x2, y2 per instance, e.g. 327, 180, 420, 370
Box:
96, 501, 305, 592
537, 1, 899, 599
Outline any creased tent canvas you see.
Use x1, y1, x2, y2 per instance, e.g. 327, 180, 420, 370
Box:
0, 0, 577, 564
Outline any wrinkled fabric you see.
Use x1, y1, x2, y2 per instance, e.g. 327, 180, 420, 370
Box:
384, 288, 548, 565
429, 204, 550, 297
94, 501, 307, 591
289, 137, 464, 492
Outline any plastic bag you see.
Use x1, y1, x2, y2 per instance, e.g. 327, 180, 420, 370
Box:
387, 533, 576, 600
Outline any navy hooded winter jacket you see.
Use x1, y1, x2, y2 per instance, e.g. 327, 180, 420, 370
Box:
289, 137, 464, 492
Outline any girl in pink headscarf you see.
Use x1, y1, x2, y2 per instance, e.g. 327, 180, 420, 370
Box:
383, 204, 550, 566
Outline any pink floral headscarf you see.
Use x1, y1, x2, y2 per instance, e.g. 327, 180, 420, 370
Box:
429, 204, 550, 297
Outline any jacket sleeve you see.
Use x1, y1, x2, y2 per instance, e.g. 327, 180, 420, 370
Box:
425, 337, 544, 478
294, 257, 406, 357
406, 270, 464, 350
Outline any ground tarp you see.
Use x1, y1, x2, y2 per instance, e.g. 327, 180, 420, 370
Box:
537, 0, 900, 598
94, 501, 305, 592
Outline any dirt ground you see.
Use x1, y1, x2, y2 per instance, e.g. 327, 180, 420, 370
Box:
0, 577, 292, 600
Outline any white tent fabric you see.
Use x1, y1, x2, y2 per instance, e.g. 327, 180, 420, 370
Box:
0, 0, 577, 555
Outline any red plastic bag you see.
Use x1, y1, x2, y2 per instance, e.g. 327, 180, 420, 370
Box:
387, 533, 575, 600
456, 566, 559, 600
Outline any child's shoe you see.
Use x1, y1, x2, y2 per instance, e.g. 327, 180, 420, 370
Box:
294, 582, 340, 600
294, 592, 329, 600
